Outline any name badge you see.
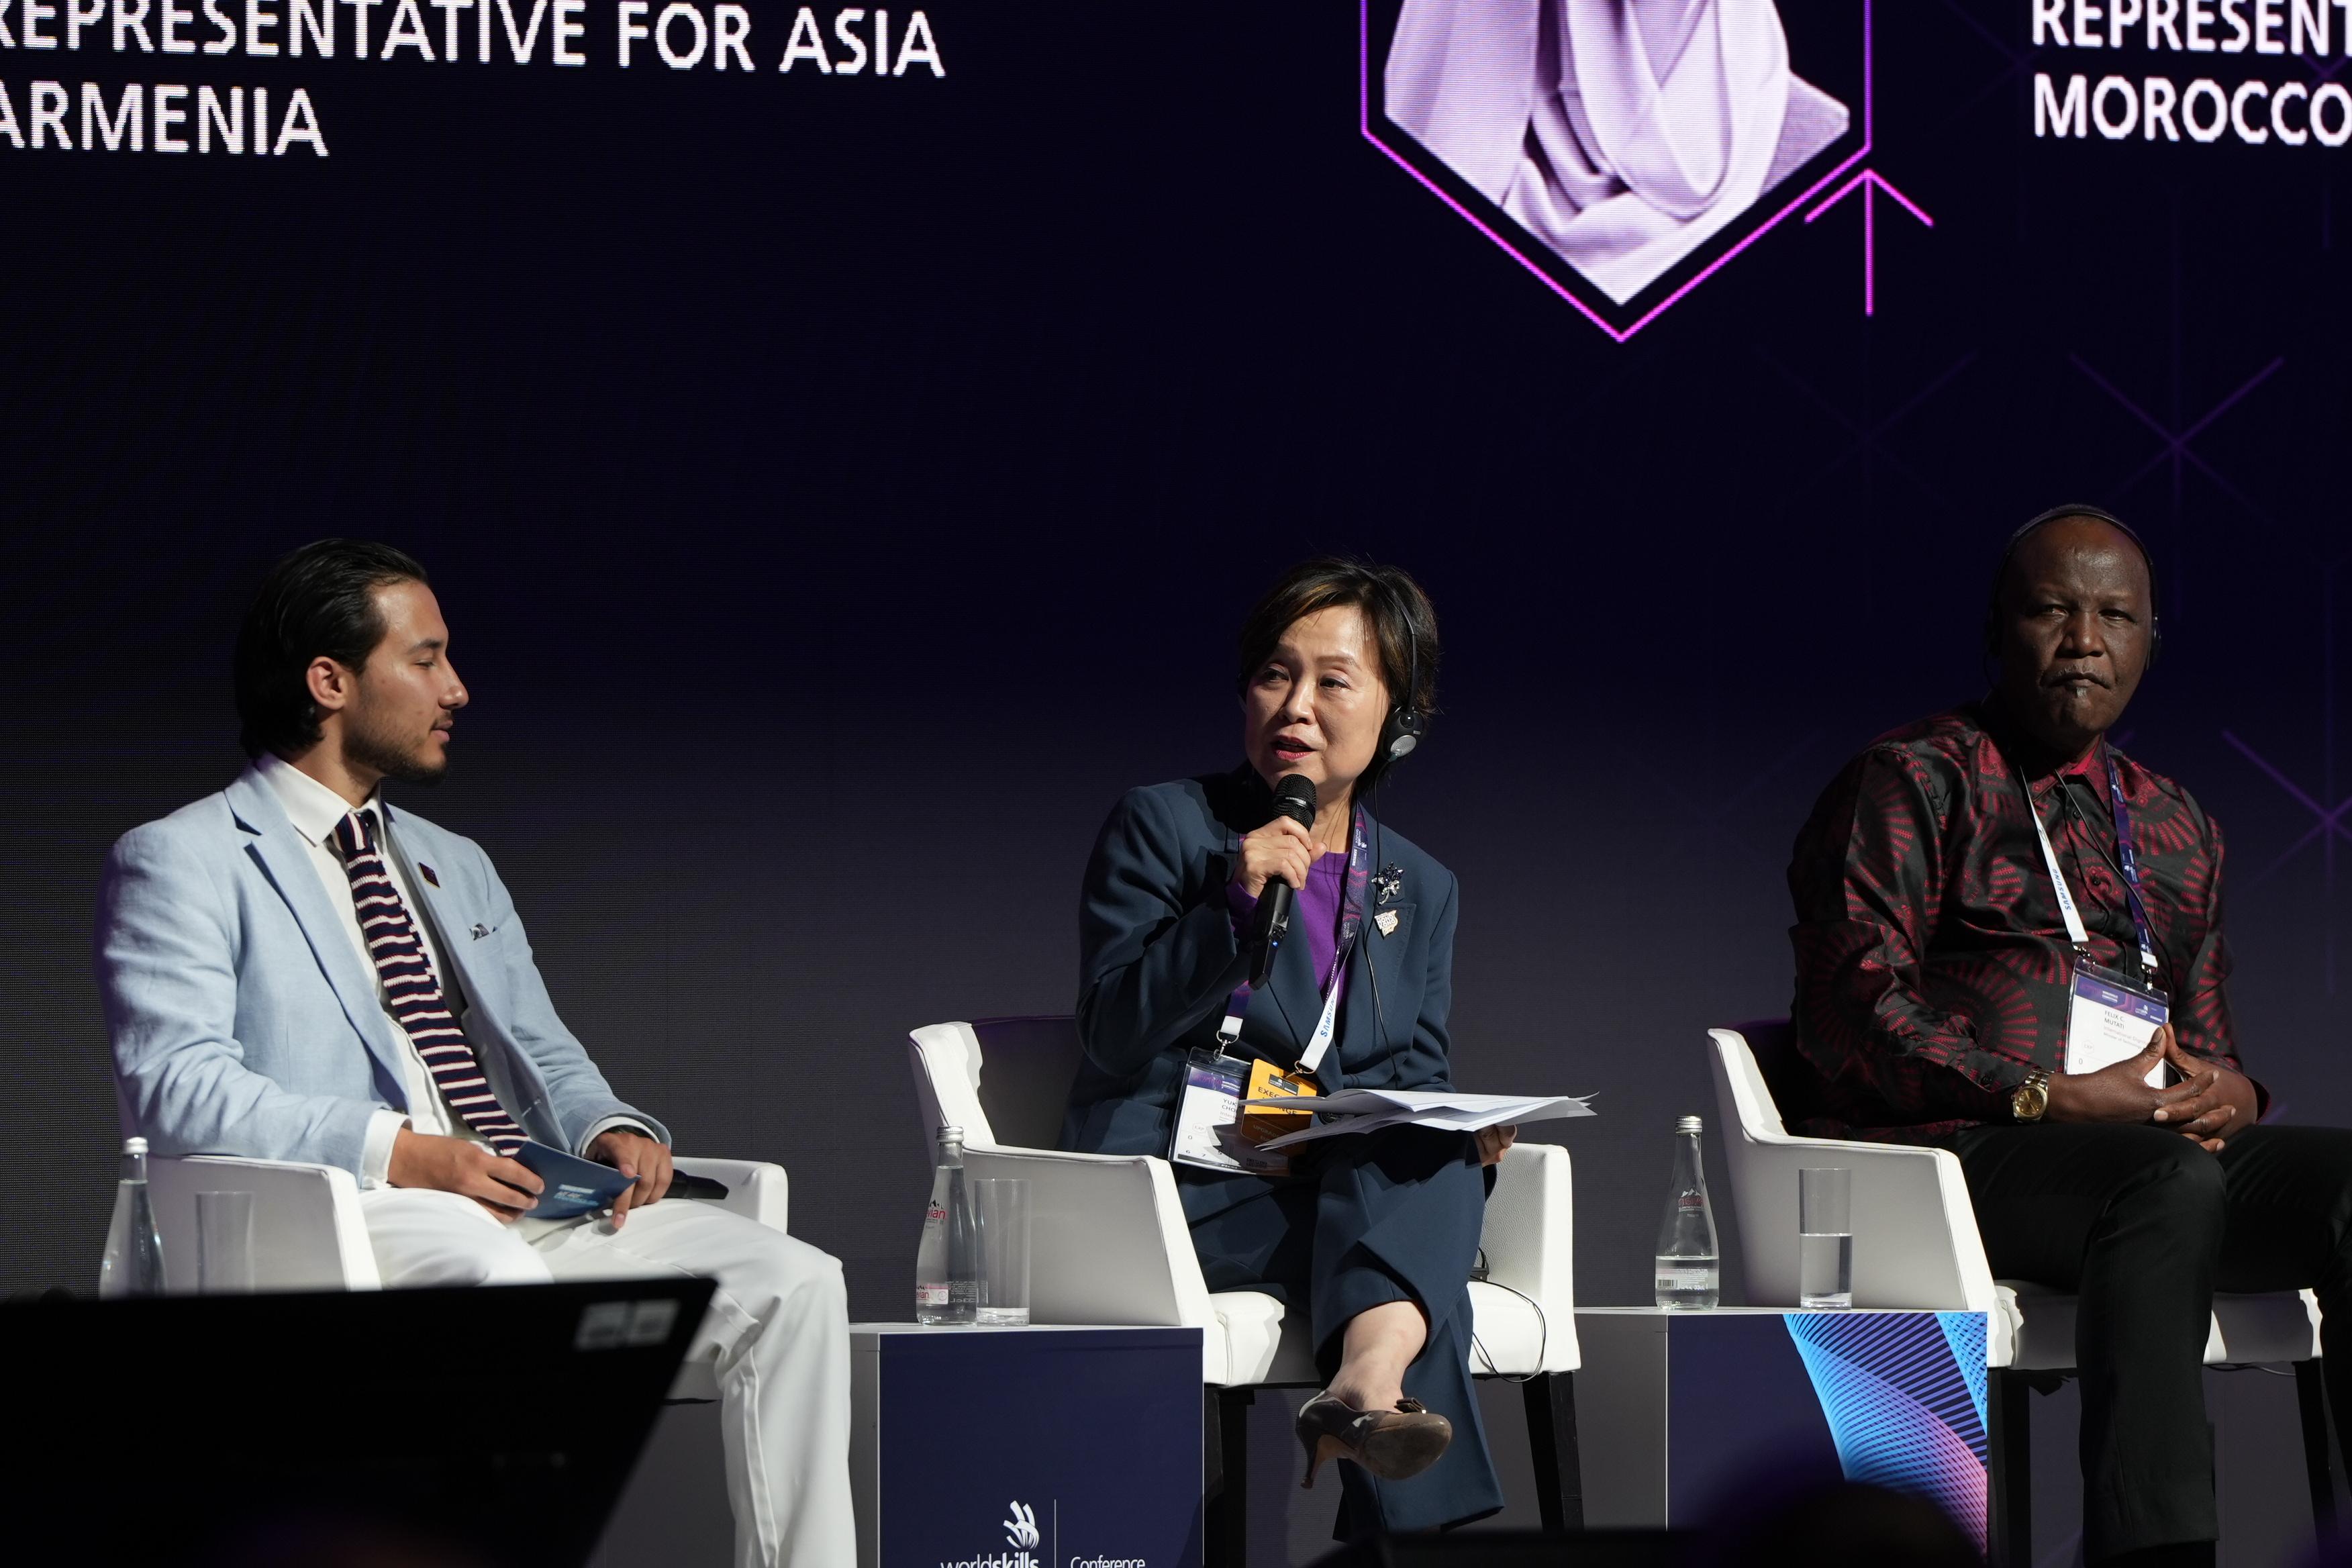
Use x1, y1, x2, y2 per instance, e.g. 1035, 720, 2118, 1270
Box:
1170, 1051, 1293, 1176
2064, 959, 2169, 1083
1240, 1057, 1320, 1138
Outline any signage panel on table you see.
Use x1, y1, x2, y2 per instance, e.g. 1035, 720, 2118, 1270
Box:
1576, 1308, 1989, 1547
852, 1324, 1203, 1568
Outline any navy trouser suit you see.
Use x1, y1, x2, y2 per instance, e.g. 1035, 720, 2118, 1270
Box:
1059, 770, 1504, 1536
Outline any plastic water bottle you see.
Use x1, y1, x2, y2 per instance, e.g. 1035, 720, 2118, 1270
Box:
915, 1125, 977, 1324
99, 1136, 166, 1298
1654, 1115, 1720, 1310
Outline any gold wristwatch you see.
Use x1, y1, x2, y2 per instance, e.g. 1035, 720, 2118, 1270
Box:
2011, 1068, 2053, 1124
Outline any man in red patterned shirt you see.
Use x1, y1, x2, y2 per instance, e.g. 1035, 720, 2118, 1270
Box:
1787, 507, 2352, 1568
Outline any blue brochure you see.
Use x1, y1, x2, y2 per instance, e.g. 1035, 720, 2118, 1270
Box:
512, 1140, 638, 1220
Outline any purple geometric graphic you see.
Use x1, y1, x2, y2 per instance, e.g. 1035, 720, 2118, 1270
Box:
1361, 0, 1885, 340
1804, 167, 1934, 316
1785, 1310, 1990, 1549
1757, 346, 1978, 524
2226, 730, 2352, 881
2224, 723, 2352, 997
2072, 351, 2287, 534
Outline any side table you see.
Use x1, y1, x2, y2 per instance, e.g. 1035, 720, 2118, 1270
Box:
850, 1322, 1204, 1568
1574, 1306, 1990, 1545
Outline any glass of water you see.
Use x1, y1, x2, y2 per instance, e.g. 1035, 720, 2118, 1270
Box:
1798, 1167, 1853, 1310
973, 1178, 1031, 1326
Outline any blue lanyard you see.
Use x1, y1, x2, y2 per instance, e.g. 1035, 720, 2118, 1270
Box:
2023, 752, 2162, 977
2102, 756, 2162, 976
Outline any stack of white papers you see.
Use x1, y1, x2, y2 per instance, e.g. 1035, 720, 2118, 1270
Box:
1242, 1088, 1595, 1151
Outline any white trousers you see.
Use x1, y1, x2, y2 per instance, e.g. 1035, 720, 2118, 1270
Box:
360, 1187, 855, 1568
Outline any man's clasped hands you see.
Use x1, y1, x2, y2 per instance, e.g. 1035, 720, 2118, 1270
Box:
2046, 1022, 2263, 1152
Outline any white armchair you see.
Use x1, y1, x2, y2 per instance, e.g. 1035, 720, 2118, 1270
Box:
104, 1152, 791, 1403
1708, 1024, 2335, 1559
908, 1018, 1583, 1561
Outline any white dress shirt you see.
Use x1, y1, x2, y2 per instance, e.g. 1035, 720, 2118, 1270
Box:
255, 753, 649, 1186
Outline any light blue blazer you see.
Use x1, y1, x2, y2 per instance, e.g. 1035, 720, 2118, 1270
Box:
97, 767, 666, 1175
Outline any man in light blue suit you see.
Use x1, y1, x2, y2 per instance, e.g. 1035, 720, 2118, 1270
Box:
97, 540, 853, 1567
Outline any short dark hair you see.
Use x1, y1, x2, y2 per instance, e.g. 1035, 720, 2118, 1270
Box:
234, 540, 430, 758
1236, 557, 1440, 775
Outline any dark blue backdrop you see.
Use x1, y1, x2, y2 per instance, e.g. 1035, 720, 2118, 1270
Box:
5, 0, 2344, 1371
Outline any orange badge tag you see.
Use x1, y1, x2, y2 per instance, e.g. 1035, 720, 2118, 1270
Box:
1240, 1058, 1321, 1146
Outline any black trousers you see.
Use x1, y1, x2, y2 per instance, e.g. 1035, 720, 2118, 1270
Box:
1943, 1122, 2352, 1561
1180, 1126, 1504, 1537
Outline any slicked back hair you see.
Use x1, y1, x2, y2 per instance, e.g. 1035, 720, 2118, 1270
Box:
234, 539, 430, 759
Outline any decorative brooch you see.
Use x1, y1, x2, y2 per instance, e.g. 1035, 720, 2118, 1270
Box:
1373, 864, 1405, 906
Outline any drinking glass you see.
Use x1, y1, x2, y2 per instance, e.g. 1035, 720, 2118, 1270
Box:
973, 1178, 1031, 1326
197, 1190, 255, 1293
1798, 1167, 1853, 1310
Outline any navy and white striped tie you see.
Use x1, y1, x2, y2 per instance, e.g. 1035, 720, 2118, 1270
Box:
334, 808, 528, 1157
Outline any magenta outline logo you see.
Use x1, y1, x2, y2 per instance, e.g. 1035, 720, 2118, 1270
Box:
1361, 0, 1876, 342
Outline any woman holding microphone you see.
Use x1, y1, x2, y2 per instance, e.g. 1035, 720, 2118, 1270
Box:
1060, 558, 1512, 1536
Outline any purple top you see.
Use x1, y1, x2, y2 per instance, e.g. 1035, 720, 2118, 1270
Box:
1227, 850, 1349, 997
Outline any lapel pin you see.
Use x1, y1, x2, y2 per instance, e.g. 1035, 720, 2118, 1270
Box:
470, 923, 490, 940
1375, 910, 1400, 938
1373, 865, 1404, 905
420, 863, 441, 888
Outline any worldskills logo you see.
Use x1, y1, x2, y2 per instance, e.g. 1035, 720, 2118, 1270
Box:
936, 1500, 1042, 1568
934, 1498, 1149, 1568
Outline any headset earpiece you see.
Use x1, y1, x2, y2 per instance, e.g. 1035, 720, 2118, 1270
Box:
1376, 575, 1428, 765
1384, 704, 1424, 761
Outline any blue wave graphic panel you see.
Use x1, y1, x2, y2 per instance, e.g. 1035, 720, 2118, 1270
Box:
1937, 1310, 1990, 1432
1785, 1311, 1990, 1548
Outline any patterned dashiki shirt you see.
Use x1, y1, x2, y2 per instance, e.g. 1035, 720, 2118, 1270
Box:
1783, 703, 2251, 1144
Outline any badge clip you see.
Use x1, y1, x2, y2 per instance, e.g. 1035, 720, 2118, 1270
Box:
1239, 1059, 1321, 1143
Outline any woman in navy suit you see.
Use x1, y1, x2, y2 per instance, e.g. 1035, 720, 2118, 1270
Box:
1061, 558, 1513, 1537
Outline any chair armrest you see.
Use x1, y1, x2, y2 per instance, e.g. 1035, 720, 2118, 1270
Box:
130, 1155, 379, 1294
1725, 1134, 1998, 1314
671, 1157, 789, 1234
1479, 1141, 1579, 1373
908, 1024, 991, 1146
961, 1146, 1216, 1336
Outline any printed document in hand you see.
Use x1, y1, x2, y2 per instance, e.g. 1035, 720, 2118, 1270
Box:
1241, 1087, 1594, 1152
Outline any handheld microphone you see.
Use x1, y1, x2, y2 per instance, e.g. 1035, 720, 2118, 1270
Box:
1248, 774, 1318, 989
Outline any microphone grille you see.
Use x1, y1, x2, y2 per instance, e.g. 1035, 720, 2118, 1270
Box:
1272, 773, 1318, 826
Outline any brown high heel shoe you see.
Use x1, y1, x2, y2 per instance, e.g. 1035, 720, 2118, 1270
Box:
1295, 1391, 1453, 1487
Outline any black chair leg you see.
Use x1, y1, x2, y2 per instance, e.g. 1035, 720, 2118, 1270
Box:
1204, 1386, 1254, 1568
1521, 1371, 1585, 1533
2296, 1359, 2339, 1534
1989, 1370, 2032, 1568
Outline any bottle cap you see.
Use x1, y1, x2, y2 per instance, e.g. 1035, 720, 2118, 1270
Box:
1675, 1116, 1702, 1135
124, 1136, 148, 1155
938, 1125, 963, 1140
